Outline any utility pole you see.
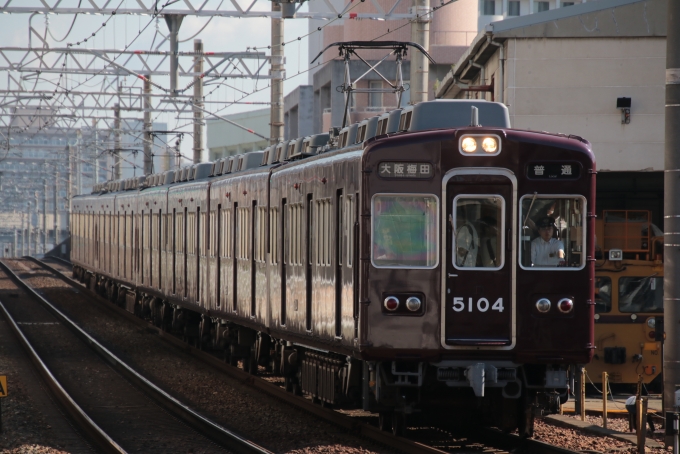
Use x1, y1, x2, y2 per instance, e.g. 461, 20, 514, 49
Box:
54, 170, 60, 246
43, 180, 48, 254
144, 75, 153, 174
165, 14, 185, 96
410, 0, 430, 104
193, 39, 204, 164
664, 0, 680, 447
270, 2, 284, 145
14, 228, 17, 258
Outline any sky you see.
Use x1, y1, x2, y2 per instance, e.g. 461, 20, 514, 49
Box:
0, 2, 313, 165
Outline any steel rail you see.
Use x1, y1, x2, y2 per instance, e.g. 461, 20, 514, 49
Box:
6, 258, 273, 454
0, 261, 126, 454
38, 258, 583, 454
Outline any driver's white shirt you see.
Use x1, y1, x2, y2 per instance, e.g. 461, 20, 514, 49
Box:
531, 237, 564, 266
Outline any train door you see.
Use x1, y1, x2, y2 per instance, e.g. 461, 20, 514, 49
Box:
443, 170, 516, 349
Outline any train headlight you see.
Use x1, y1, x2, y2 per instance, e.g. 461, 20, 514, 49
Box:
482, 137, 498, 153
557, 298, 574, 314
384, 296, 400, 312
647, 318, 656, 329
536, 298, 551, 313
405, 296, 422, 312
461, 137, 477, 153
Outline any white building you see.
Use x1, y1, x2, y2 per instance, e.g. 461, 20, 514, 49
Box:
206, 109, 270, 160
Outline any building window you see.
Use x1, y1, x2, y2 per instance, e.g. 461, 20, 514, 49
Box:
562, 2, 574, 5
483, 0, 495, 15
369, 81, 382, 108
537, 1, 549, 12
508, 1, 520, 15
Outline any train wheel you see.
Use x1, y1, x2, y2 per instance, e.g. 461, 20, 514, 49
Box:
378, 412, 392, 431
391, 412, 406, 437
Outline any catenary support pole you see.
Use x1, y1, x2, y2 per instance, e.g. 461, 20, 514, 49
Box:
193, 39, 204, 164
34, 193, 39, 255
93, 119, 99, 184
270, 2, 284, 145
20, 211, 25, 256
409, 0, 430, 104
665, 0, 680, 448
114, 101, 121, 180
164, 15, 185, 96
54, 171, 59, 246
27, 202, 32, 256
43, 180, 47, 254
144, 75, 153, 174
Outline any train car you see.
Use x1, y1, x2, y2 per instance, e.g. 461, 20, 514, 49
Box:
586, 210, 664, 391
70, 99, 596, 437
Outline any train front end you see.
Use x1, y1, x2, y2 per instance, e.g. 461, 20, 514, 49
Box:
360, 101, 595, 434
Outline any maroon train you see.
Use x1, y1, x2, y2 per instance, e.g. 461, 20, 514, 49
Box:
71, 99, 595, 436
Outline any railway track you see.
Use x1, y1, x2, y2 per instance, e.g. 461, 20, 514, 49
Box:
0, 258, 272, 454
34, 256, 583, 454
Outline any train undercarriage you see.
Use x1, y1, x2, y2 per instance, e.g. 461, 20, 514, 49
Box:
73, 265, 571, 438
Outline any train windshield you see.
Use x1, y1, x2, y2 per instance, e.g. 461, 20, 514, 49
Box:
519, 195, 586, 270
618, 276, 663, 313
595, 276, 612, 313
371, 194, 439, 268
452, 195, 504, 269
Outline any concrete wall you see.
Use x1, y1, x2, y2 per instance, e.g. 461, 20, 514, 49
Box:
504, 37, 666, 171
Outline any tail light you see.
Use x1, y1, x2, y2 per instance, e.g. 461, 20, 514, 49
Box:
557, 298, 574, 314
384, 296, 400, 311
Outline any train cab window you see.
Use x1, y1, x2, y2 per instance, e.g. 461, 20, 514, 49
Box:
618, 275, 663, 313
594, 276, 612, 313
371, 194, 439, 268
453, 196, 504, 270
519, 195, 586, 270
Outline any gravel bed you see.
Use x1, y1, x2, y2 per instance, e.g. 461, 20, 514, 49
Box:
5, 259, 673, 454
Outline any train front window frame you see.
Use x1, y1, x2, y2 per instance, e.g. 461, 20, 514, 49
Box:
452, 195, 505, 271
371, 193, 439, 269
595, 276, 612, 313
519, 195, 586, 271
618, 275, 663, 313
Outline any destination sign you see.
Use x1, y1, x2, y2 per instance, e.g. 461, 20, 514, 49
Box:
378, 162, 433, 179
527, 162, 581, 180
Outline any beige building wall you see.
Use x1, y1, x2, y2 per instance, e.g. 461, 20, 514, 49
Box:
503, 37, 666, 171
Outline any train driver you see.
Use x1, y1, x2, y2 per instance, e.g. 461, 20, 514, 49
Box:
531, 216, 565, 267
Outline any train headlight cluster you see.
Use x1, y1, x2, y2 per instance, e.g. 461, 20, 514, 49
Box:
458, 134, 502, 156
461, 137, 477, 153
482, 137, 498, 153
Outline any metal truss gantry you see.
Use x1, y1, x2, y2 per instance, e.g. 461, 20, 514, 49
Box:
0, 0, 418, 20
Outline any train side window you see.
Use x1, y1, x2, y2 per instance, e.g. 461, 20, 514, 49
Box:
346, 196, 354, 267
372, 194, 439, 269
618, 276, 663, 313
519, 195, 586, 270
594, 276, 612, 313
270, 208, 278, 265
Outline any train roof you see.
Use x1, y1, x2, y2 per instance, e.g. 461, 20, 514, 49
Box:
85, 99, 592, 197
